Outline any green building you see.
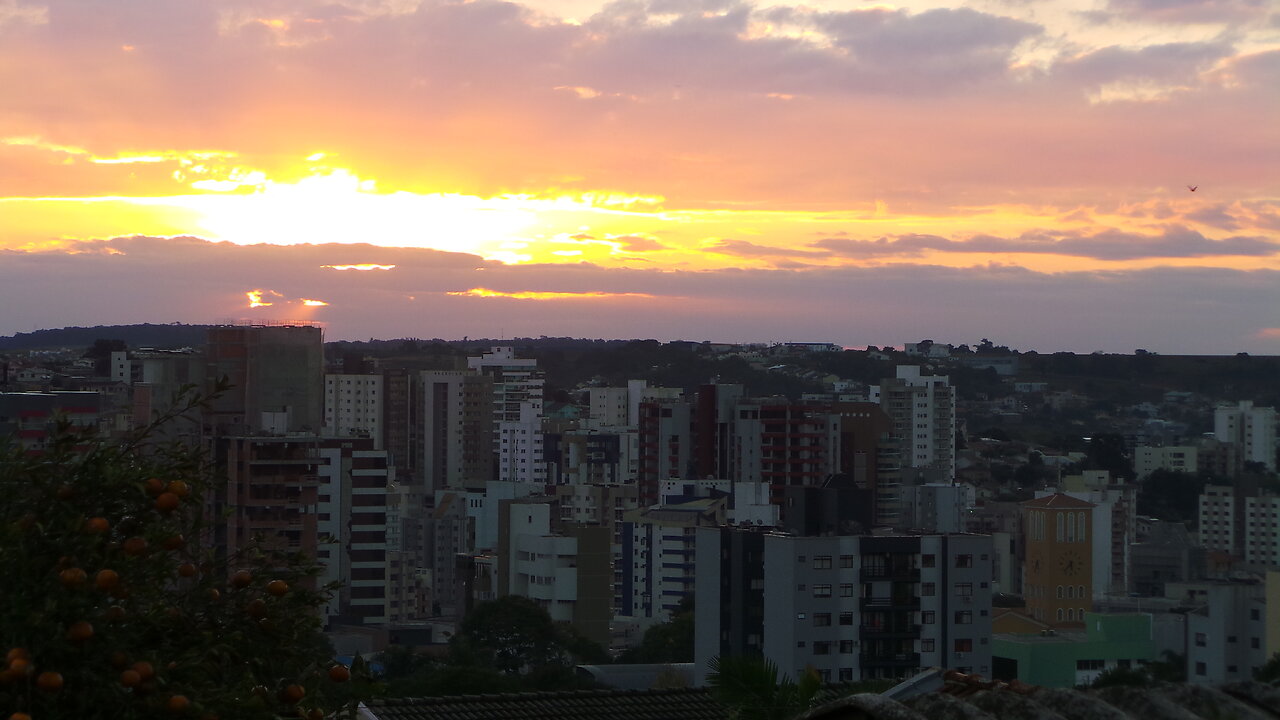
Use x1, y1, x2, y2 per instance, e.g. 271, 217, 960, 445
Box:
991, 612, 1157, 687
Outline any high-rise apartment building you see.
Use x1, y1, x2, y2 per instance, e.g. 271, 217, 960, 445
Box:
420, 370, 494, 491
1215, 400, 1277, 472
205, 325, 324, 435
694, 529, 994, 684
875, 366, 955, 481
324, 373, 384, 447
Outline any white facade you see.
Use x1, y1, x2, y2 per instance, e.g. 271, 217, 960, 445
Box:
506, 503, 581, 624
694, 531, 994, 685
315, 445, 391, 625
1134, 445, 1198, 478
467, 346, 544, 423
1215, 400, 1277, 471
324, 374, 384, 448
497, 402, 545, 484
589, 387, 630, 428
1199, 484, 1237, 554
875, 366, 956, 481
1244, 495, 1280, 566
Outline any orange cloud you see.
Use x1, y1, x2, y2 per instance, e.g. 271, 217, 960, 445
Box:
300, 299, 329, 306
322, 264, 396, 271
245, 289, 282, 308
447, 287, 656, 300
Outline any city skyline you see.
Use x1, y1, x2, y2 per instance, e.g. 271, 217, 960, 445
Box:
2, 0, 1277, 353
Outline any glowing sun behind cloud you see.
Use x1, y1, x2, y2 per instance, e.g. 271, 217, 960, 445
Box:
168, 169, 541, 256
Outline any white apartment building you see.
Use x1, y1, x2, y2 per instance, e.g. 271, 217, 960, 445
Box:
1215, 400, 1277, 471
621, 498, 725, 627
874, 366, 956, 481
315, 444, 391, 625
467, 346, 544, 424
498, 402, 546, 484
1134, 445, 1198, 479
695, 530, 994, 685
324, 374, 384, 448
1244, 495, 1280, 566
1199, 484, 1238, 555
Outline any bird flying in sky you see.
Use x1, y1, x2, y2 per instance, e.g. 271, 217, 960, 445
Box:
1188, 185, 1198, 191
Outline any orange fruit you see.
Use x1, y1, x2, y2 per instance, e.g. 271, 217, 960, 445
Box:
60, 567, 88, 588
123, 537, 148, 556
7, 658, 30, 675
230, 570, 252, 589
163, 534, 185, 551
6, 648, 30, 663
266, 580, 288, 597
145, 477, 166, 496
178, 563, 198, 578
131, 661, 155, 680
57, 483, 75, 500
120, 669, 142, 687
110, 651, 130, 669
206, 588, 221, 602
95, 568, 120, 590
246, 599, 267, 618
166, 480, 190, 498
280, 684, 305, 704
105, 605, 126, 622
66, 621, 94, 642
307, 709, 325, 720
327, 665, 350, 683
84, 517, 109, 534
167, 694, 191, 713
155, 492, 180, 513
10, 712, 33, 720
36, 671, 63, 692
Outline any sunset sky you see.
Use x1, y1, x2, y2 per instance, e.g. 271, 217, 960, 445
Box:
2, 0, 1277, 353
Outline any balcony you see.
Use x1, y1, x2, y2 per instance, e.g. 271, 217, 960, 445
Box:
860, 566, 920, 582
860, 595, 920, 610
859, 652, 920, 668
859, 624, 922, 638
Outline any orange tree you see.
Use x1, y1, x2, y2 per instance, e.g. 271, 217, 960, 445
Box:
0, 401, 367, 720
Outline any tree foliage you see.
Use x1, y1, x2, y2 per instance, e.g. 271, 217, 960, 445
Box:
707, 655, 822, 720
376, 595, 607, 697
0, 398, 365, 720
618, 596, 694, 664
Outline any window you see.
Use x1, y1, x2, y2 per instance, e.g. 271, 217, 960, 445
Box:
797, 613, 807, 620
840, 584, 854, 597
922, 611, 936, 624
814, 613, 832, 627
813, 556, 832, 570
840, 555, 854, 568
839, 612, 853, 626
1195, 662, 1207, 676
797, 584, 807, 591
839, 668, 853, 682
813, 585, 832, 598
955, 554, 972, 568
1251, 609, 1261, 621
1195, 633, 1206, 647
922, 582, 936, 597
797, 641, 806, 648
839, 640, 854, 654
921, 639, 935, 652
1076, 659, 1104, 671
1057, 585, 1064, 599
813, 641, 832, 655
955, 611, 973, 624
955, 582, 973, 596
1228, 636, 1237, 643
1252, 638, 1261, 649
922, 554, 936, 568
1227, 666, 1237, 673
1078, 585, 1085, 599
1057, 608, 1065, 622
954, 639, 973, 653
